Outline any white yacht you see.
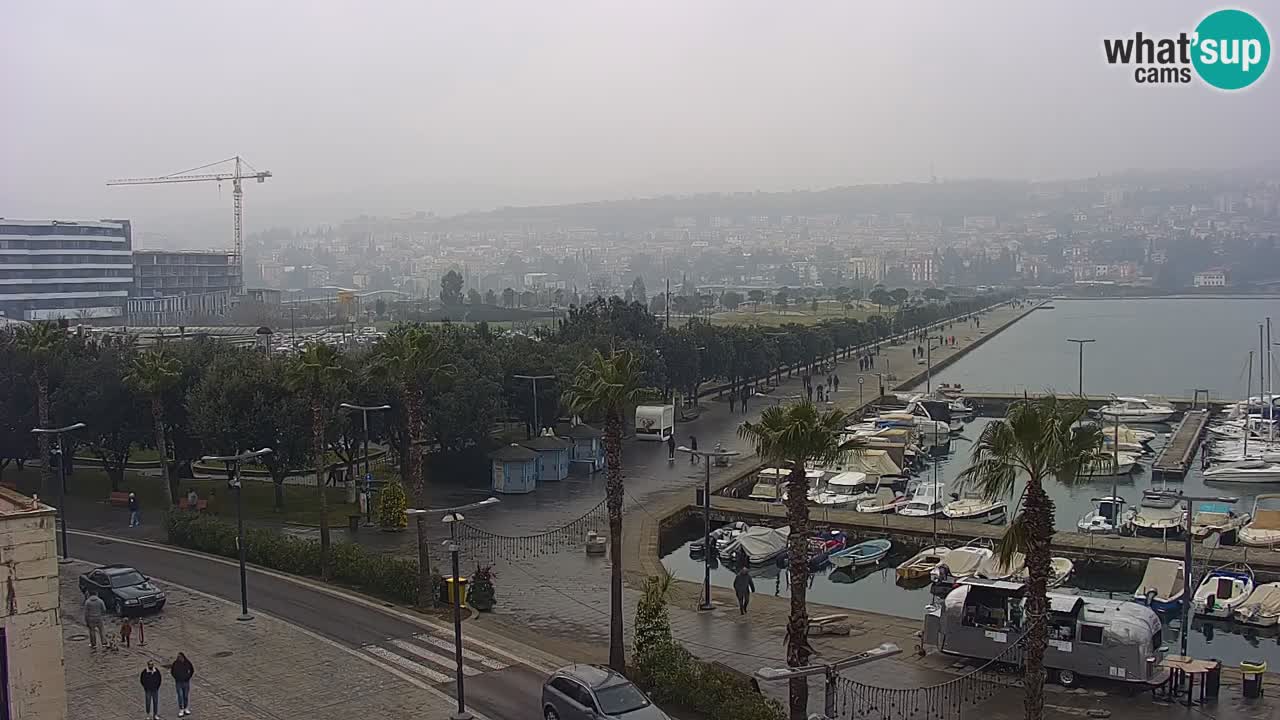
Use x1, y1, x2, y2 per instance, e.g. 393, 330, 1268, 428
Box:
1077, 496, 1127, 534
1203, 458, 1280, 483
942, 493, 1007, 522
897, 482, 945, 517
809, 470, 867, 509
1098, 396, 1177, 424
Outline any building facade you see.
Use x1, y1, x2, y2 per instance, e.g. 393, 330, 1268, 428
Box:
0, 488, 67, 720
1193, 269, 1228, 287
0, 219, 133, 321
128, 250, 242, 325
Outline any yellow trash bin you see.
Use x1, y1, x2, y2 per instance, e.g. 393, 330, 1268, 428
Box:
444, 576, 469, 605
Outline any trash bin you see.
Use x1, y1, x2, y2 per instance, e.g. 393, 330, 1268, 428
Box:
444, 576, 469, 605
1242, 660, 1267, 699
348, 514, 361, 532
1204, 659, 1221, 700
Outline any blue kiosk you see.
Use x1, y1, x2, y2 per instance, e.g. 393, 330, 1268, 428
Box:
564, 423, 606, 473
520, 433, 572, 482
490, 443, 540, 494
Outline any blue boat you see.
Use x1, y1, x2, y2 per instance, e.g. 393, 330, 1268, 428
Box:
830, 539, 892, 569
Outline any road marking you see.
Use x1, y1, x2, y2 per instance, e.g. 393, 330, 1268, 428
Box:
413, 632, 507, 670
363, 644, 453, 683
68, 529, 562, 674
389, 639, 482, 676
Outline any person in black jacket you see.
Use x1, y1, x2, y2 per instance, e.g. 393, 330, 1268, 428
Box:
140, 660, 162, 719
171, 652, 195, 716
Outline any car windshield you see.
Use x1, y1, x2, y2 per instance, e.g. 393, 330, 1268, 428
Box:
109, 571, 146, 588
594, 682, 650, 715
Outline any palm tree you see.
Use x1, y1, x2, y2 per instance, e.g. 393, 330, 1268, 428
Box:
125, 349, 183, 504
286, 343, 350, 580
16, 322, 66, 489
957, 395, 1105, 720
563, 349, 651, 673
371, 326, 452, 605
737, 402, 862, 720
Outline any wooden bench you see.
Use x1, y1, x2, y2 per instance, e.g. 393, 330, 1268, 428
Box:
177, 499, 209, 512
109, 491, 130, 507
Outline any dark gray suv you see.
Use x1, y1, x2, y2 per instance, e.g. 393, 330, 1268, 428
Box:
541, 664, 670, 720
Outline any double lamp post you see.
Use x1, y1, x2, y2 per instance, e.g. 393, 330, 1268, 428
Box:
31, 421, 86, 563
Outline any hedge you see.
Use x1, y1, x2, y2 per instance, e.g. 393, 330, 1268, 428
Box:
164, 512, 437, 606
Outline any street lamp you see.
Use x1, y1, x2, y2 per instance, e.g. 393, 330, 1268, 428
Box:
924, 335, 943, 393
406, 497, 500, 720
1151, 490, 1236, 657
1066, 338, 1096, 397
31, 422, 86, 563
201, 448, 273, 621
512, 374, 556, 437
339, 402, 392, 526
677, 445, 740, 610
754, 643, 901, 720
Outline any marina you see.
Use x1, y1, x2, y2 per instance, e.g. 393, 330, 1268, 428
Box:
1151, 409, 1212, 480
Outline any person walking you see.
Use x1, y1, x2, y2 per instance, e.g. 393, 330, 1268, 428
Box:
666, 433, 676, 462
128, 492, 141, 527
728, 391, 736, 413
140, 660, 163, 719
833, 374, 840, 393
689, 435, 699, 464
171, 652, 195, 716
120, 617, 132, 648
741, 387, 749, 414
733, 566, 755, 615
83, 592, 106, 650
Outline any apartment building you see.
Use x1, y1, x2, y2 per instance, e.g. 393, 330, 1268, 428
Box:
0, 218, 133, 321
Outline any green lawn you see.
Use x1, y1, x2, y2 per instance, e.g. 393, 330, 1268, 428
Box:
2, 465, 361, 527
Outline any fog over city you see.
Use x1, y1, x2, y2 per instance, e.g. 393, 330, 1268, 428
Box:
3, 0, 1277, 236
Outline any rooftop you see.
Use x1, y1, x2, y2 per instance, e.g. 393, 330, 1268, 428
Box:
0, 487, 55, 517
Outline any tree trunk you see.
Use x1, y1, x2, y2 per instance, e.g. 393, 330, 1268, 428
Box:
604, 408, 625, 673
784, 464, 813, 719
1021, 476, 1054, 720
152, 398, 178, 505
314, 402, 331, 581
104, 456, 125, 491
406, 386, 433, 607
273, 474, 285, 511
35, 368, 51, 491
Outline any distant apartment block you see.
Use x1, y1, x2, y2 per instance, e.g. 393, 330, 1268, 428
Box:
1193, 269, 1228, 287
128, 250, 242, 325
0, 218, 134, 321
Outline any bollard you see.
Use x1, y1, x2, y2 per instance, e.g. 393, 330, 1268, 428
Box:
137, 619, 145, 646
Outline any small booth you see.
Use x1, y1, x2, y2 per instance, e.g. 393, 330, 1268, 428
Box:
490, 444, 540, 494
520, 433, 572, 482
564, 423, 606, 473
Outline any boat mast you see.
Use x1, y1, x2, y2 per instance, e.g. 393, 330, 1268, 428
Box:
1245, 350, 1253, 458
1267, 317, 1273, 445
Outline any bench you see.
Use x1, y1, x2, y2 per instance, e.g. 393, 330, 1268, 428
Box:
109, 491, 130, 507
177, 499, 209, 512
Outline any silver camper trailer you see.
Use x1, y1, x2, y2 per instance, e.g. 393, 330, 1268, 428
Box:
924, 579, 1166, 687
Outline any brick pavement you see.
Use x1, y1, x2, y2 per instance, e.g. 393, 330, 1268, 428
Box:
59, 560, 464, 720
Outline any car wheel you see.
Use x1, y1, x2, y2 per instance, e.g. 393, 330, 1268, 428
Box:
543, 706, 560, 720
1056, 669, 1077, 687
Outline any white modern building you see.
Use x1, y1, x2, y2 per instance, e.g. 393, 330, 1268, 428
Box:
1193, 269, 1228, 287
0, 219, 133, 321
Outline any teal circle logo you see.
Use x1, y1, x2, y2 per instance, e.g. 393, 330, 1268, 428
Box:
1192, 9, 1270, 90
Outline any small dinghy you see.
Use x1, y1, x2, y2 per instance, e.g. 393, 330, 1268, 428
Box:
1234, 582, 1280, 627
830, 538, 892, 569
1193, 565, 1255, 619
896, 546, 951, 581
1133, 557, 1185, 612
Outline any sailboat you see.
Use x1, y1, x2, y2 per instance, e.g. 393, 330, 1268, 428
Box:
1205, 345, 1280, 482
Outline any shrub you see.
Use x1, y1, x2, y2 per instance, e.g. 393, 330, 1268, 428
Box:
629, 575, 785, 720
163, 512, 437, 606
377, 478, 409, 529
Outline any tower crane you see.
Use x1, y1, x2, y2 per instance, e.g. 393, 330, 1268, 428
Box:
107, 156, 271, 294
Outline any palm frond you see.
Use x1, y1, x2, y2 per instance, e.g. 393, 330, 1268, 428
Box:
994, 515, 1033, 568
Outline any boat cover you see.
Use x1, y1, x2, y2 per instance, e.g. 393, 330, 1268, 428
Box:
1238, 583, 1280, 618
844, 449, 903, 477
978, 552, 1026, 579
827, 471, 869, 489
1137, 559, 1183, 599
723, 525, 790, 563
942, 547, 990, 577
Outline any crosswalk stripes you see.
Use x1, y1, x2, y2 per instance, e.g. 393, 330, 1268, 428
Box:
360, 630, 512, 686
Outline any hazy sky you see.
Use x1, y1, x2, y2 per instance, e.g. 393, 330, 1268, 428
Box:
2, 1, 1277, 235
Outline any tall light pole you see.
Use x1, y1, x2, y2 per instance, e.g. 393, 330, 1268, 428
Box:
32, 422, 86, 562
924, 334, 943, 393
677, 445, 740, 610
512, 374, 556, 437
1152, 490, 1236, 657
339, 402, 392, 526
407, 497, 500, 720
1067, 338, 1096, 397
201, 448, 273, 621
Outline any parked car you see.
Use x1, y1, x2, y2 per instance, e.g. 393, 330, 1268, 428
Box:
78, 564, 166, 616
542, 664, 669, 720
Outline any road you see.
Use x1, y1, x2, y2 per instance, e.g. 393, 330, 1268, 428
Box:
68, 530, 554, 720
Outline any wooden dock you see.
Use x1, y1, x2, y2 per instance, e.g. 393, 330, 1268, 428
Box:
1151, 409, 1211, 480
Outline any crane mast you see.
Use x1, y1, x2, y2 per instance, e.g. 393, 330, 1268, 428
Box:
107, 156, 271, 294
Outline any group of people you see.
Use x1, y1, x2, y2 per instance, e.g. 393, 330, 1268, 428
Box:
727, 384, 753, 414
802, 372, 840, 403
84, 593, 197, 718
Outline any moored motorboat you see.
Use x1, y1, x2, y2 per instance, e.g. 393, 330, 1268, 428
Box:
719, 525, 790, 564
977, 551, 1026, 581
1203, 458, 1280, 483
1098, 396, 1177, 424
1007, 557, 1075, 588
896, 546, 951, 580
1234, 582, 1280, 627
942, 494, 1007, 522
1083, 451, 1139, 477
1192, 565, 1254, 619
690, 521, 748, 555
1125, 506, 1185, 538
929, 541, 994, 591
1239, 494, 1280, 548
830, 538, 892, 568
1077, 496, 1127, 534
897, 482, 946, 518
1133, 557, 1185, 612
1190, 503, 1250, 544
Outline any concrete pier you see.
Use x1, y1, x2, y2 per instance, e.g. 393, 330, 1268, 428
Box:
1152, 409, 1211, 480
